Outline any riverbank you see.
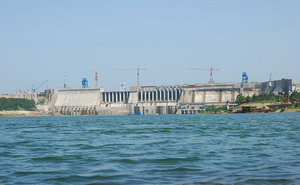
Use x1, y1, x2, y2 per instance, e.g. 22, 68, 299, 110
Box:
0, 111, 48, 117
1, 108, 299, 117
232, 102, 300, 113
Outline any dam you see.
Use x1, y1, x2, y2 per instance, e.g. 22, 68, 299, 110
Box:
14, 78, 300, 116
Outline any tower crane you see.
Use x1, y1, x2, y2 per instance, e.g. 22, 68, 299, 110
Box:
92, 70, 99, 87
242, 72, 248, 83
117, 68, 146, 92
189, 67, 219, 83
32, 80, 48, 92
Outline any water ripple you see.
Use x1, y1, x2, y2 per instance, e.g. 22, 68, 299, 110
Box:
0, 113, 300, 184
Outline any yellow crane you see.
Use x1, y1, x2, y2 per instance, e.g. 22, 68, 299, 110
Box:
189, 67, 220, 83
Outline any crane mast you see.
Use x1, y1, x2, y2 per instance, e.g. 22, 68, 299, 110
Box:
189, 67, 219, 83
32, 80, 48, 92
117, 68, 146, 93
92, 70, 99, 87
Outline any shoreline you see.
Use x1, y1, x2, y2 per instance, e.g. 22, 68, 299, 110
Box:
0, 111, 48, 118
1, 109, 299, 118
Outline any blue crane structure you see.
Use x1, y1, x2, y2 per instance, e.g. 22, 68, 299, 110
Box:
82, 78, 88, 88
32, 80, 48, 92
242, 72, 248, 84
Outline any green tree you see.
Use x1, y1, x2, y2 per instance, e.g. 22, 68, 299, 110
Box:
290, 92, 300, 103
246, 96, 251, 103
0, 98, 37, 111
236, 94, 246, 104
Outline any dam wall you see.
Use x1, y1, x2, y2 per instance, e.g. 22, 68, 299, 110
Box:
180, 90, 239, 104
137, 86, 183, 102
134, 102, 178, 115
51, 88, 102, 116
54, 88, 102, 107
21, 79, 298, 116
47, 84, 253, 116
47, 86, 182, 116
179, 82, 260, 105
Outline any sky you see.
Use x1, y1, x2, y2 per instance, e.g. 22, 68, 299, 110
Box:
0, 0, 299, 93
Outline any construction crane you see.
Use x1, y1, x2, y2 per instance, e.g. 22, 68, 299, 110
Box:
92, 70, 99, 87
32, 80, 48, 92
242, 72, 248, 84
117, 68, 146, 92
189, 67, 219, 83
82, 78, 88, 88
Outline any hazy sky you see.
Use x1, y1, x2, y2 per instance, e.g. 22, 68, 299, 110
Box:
0, 0, 299, 93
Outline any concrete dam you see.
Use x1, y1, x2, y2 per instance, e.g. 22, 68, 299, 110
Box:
19, 78, 297, 116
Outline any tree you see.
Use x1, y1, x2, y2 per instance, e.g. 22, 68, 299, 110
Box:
236, 94, 246, 104
246, 96, 251, 103
0, 98, 37, 111
290, 92, 300, 103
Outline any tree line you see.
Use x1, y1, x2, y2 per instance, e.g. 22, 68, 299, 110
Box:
236, 93, 279, 104
0, 98, 37, 111
236, 91, 300, 105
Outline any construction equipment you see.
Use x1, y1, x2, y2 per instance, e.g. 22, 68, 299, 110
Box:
32, 80, 48, 92
242, 72, 248, 84
189, 67, 219, 83
92, 70, 99, 87
279, 92, 300, 104
82, 78, 88, 88
118, 68, 146, 92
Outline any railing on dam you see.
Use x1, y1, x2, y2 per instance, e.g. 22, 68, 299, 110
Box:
138, 87, 182, 102
101, 91, 130, 103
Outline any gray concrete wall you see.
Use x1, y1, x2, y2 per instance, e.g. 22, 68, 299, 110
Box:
51, 88, 102, 116
181, 90, 234, 104
54, 88, 102, 107
179, 86, 259, 105
135, 102, 178, 115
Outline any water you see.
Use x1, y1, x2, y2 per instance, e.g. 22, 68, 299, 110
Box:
0, 113, 300, 185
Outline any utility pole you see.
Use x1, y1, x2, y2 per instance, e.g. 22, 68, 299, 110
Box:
189, 67, 220, 83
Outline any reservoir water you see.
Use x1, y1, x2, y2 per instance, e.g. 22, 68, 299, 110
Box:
0, 113, 300, 184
